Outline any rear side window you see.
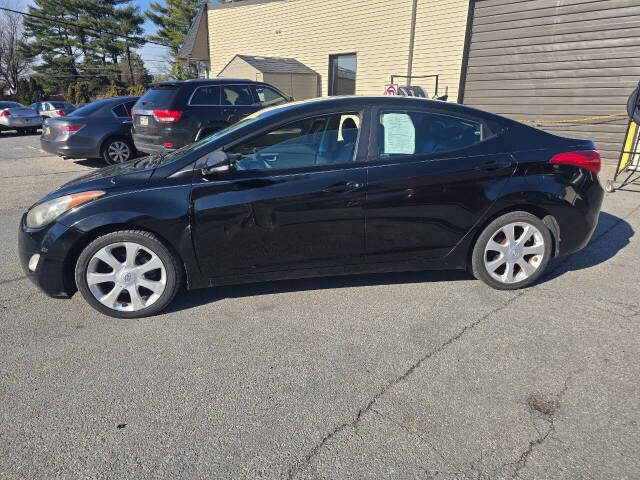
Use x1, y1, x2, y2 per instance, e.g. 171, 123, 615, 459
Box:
112, 103, 129, 118
51, 102, 73, 109
379, 110, 493, 158
138, 86, 178, 107
190, 86, 221, 105
221, 85, 254, 106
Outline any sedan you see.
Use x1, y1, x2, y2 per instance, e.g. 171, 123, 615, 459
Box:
40, 96, 139, 164
30, 101, 76, 119
0, 101, 42, 134
19, 96, 604, 318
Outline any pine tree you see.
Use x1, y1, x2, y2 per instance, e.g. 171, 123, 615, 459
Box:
74, 82, 91, 105
16, 77, 44, 105
20, 0, 149, 95
146, 0, 202, 80
66, 83, 77, 103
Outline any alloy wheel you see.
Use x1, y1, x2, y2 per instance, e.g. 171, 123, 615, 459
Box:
86, 241, 166, 312
484, 221, 545, 284
107, 141, 130, 163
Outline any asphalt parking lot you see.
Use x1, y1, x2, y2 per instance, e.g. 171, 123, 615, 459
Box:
0, 132, 638, 479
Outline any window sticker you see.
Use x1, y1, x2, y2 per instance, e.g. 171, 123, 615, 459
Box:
382, 113, 415, 155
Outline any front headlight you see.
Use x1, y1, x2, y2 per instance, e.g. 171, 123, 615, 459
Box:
26, 190, 105, 228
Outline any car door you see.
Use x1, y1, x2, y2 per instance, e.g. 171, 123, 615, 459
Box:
191, 109, 368, 279
220, 84, 262, 123
111, 101, 136, 136
365, 107, 516, 265
188, 85, 225, 133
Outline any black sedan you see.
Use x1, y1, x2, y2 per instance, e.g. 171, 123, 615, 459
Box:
40, 96, 139, 165
19, 96, 604, 318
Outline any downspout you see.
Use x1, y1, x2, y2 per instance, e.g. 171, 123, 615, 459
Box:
457, 0, 476, 104
406, 0, 418, 86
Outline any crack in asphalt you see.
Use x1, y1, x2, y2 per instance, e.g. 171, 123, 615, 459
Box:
0, 169, 90, 180
369, 407, 448, 464
286, 200, 640, 478
508, 375, 572, 479
286, 290, 527, 479
0, 275, 26, 286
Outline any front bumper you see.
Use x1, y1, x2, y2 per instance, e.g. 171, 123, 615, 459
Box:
18, 215, 81, 298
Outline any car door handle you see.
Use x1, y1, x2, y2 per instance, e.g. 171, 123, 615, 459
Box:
476, 160, 513, 171
323, 181, 364, 194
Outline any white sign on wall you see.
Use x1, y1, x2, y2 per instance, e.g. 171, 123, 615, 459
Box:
384, 84, 399, 96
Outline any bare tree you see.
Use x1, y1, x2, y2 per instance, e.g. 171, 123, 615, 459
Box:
0, 8, 30, 94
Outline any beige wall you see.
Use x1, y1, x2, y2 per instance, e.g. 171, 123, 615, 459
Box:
217, 57, 261, 80
262, 72, 318, 100
207, 0, 469, 101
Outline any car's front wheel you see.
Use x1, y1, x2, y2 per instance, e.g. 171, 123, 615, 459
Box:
102, 137, 135, 165
471, 211, 552, 290
75, 230, 182, 318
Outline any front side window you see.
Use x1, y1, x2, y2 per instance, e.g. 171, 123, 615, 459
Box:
379, 110, 488, 158
227, 112, 361, 171
253, 86, 287, 107
190, 86, 221, 105
222, 85, 254, 106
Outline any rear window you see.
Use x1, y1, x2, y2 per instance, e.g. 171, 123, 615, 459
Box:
69, 101, 107, 117
137, 86, 178, 107
0, 101, 23, 108
51, 102, 74, 109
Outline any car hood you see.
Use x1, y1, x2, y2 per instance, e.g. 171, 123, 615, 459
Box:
43, 160, 156, 201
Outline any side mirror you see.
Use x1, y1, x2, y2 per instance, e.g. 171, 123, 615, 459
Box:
202, 149, 230, 175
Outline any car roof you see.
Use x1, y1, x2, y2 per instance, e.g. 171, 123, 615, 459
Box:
151, 78, 260, 88
258, 95, 508, 123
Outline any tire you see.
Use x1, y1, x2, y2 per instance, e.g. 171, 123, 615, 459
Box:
75, 230, 182, 318
102, 136, 135, 165
471, 211, 552, 290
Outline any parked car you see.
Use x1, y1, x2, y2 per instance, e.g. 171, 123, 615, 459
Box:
40, 96, 139, 165
20, 96, 604, 318
0, 101, 42, 134
132, 78, 291, 154
30, 101, 76, 119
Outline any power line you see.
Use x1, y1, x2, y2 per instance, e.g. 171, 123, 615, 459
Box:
0, 6, 173, 49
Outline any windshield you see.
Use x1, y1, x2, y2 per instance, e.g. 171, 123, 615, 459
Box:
156, 109, 279, 165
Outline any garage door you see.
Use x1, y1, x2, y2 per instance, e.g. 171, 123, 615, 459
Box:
461, 0, 640, 163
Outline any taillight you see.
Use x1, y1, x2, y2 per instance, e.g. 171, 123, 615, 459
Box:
60, 124, 85, 135
130, 108, 135, 117
0, 110, 10, 117
550, 150, 601, 174
153, 109, 183, 123
35, 110, 40, 115
163, 142, 173, 148
55, 110, 66, 116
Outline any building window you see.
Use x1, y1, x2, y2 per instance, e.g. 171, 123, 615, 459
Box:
328, 53, 356, 96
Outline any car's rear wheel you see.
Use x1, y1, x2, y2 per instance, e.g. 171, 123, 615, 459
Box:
102, 137, 134, 165
75, 230, 182, 318
471, 211, 552, 290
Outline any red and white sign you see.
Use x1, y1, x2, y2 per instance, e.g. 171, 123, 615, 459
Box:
385, 84, 399, 96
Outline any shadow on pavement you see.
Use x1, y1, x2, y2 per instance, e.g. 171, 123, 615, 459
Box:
542, 211, 634, 282
0, 129, 41, 137
74, 158, 105, 169
167, 269, 470, 314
